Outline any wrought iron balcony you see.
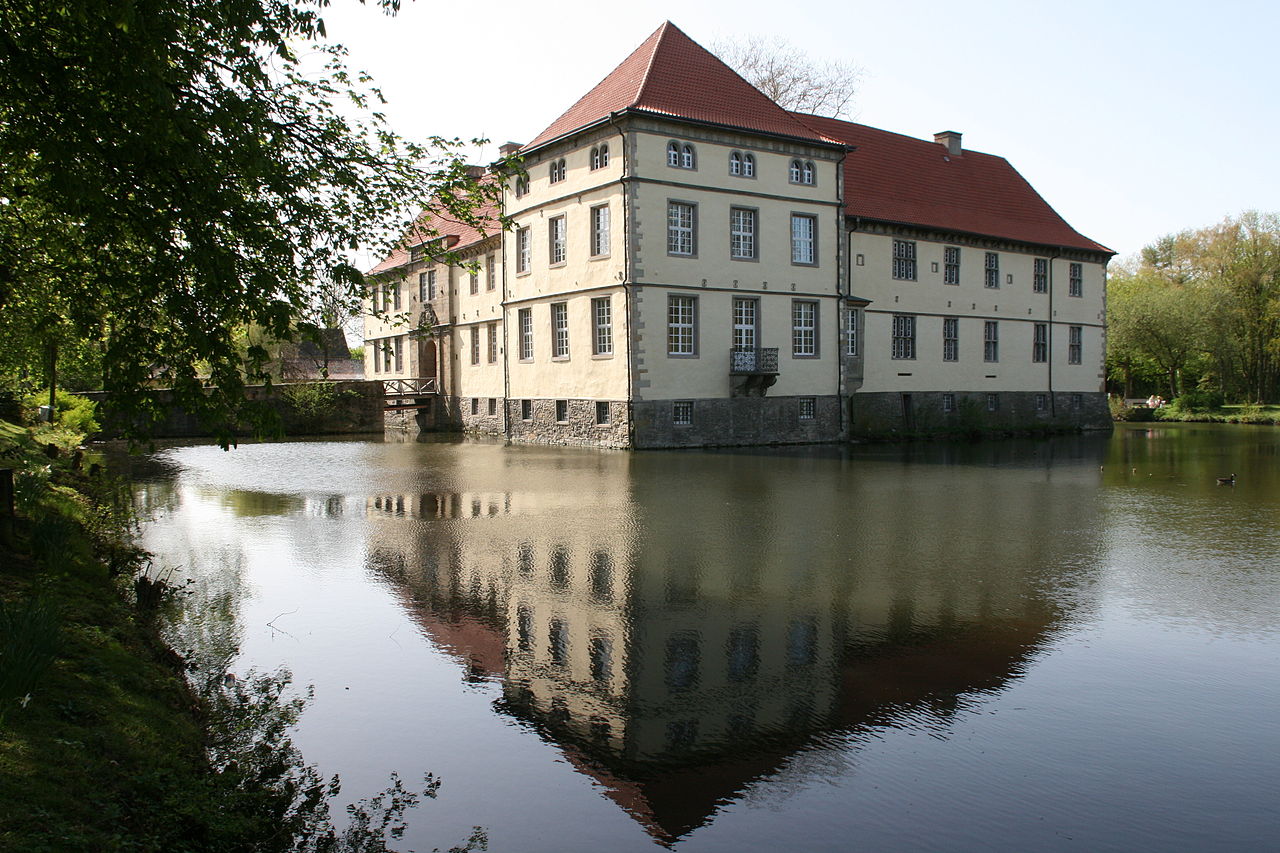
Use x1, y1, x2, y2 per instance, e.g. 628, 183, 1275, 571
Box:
730, 347, 779, 375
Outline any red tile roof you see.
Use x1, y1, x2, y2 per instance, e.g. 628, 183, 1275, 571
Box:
368, 193, 500, 275
525, 21, 832, 150
798, 114, 1111, 254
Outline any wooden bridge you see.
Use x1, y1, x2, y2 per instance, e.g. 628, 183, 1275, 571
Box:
382, 378, 438, 411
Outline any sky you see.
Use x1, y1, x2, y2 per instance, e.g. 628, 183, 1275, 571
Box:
312, 0, 1279, 263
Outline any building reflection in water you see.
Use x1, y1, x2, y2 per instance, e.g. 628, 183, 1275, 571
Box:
362, 438, 1104, 844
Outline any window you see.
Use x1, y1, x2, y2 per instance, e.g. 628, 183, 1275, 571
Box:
486, 253, 496, 290
791, 214, 816, 265
590, 204, 610, 257
1071, 393, 1083, 410
470, 398, 479, 416
1034, 257, 1048, 293
417, 272, 428, 302
514, 175, 529, 198
392, 282, 402, 310
551, 302, 569, 358
488, 397, 497, 416
987, 393, 1000, 412
549, 157, 566, 183
733, 298, 758, 351
469, 267, 479, 295
984, 320, 999, 362
792, 300, 817, 357
425, 269, 437, 300
592, 296, 612, 356
590, 144, 608, 170
1069, 262, 1083, 297
370, 284, 379, 313
549, 216, 566, 265
668, 141, 695, 169
729, 151, 755, 177
595, 401, 610, 425
549, 619, 568, 665
518, 308, 533, 360
730, 207, 757, 260
942, 392, 955, 413
668, 295, 696, 355
1036, 393, 1048, 411
1069, 325, 1083, 364
892, 314, 916, 359
844, 305, 859, 356
555, 399, 568, 423
589, 636, 612, 683
470, 327, 480, 365
892, 239, 917, 280
668, 202, 696, 256
789, 159, 815, 185
672, 400, 693, 426
943, 317, 959, 361
516, 227, 531, 273
487, 323, 498, 363
520, 399, 532, 420
799, 397, 816, 420
985, 252, 1000, 288
393, 336, 403, 371
1033, 322, 1048, 363
944, 246, 961, 285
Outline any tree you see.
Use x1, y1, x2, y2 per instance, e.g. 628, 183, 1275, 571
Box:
712, 35, 862, 118
0, 0, 508, 443
1107, 267, 1207, 399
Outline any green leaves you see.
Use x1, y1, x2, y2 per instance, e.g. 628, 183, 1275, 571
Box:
1, 0, 504, 445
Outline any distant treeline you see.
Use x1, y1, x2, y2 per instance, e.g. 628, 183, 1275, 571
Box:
1107, 211, 1280, 402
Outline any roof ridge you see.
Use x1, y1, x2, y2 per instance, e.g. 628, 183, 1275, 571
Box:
632, 21, 673, 107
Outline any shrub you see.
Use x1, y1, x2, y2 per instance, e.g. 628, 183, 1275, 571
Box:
283, 381, 342, 422
1170, 389, 1223, 413
21, 390, 99, 434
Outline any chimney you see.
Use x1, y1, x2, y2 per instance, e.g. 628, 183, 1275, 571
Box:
498, 141, 522, 157
465, 165, 485, 178
934, 130, 962, 156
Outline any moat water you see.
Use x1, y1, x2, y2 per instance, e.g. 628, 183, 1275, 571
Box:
125, 424, 1280, 852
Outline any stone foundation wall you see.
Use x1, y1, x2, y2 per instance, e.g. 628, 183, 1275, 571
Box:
455, 397, 507, 437
848, 390, 1111, 439
632, 395, 841, 449
505, 398, 632, 448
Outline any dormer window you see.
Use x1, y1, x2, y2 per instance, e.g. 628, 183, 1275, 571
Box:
549, 158, 566, 183
790, 159, 816, 185
590, 144, 609, 170
668, 141, 695, 170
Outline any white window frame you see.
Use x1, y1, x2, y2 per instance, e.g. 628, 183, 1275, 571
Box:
943, 317, 959, 362
892, 239, 917, 280
1034, 257, 1048, 293
1069, 263, 1083, 297
984, 320, 999, 362
892, 314, 916, 360
672, 400, 693, 426
985, 252, 1000, 289
730, 207, 757, 260
1069, 325, 1083, 364
516, 227, 531, 273
791, 213, 817, 265
844, 305, 859, 356
729, 151, 742, 176
590, 204, 610, 257
733, 297, 758, 352
668, 201, 696, 256
551, 301, 569, 358
487, 322, 498, 363
470, 327, 480, 365
668, 294, 696, 356
592, 296, 612, 356
942, 392, 955, 413
549, 157, 565, 183
798, 397, 816, 420
1033, 322, 1048, 363
469, 267, 479, 295
549, 215, 566, 265
792, 300, 818, 358
944, 246, 961, 285
518, 307, 533, 360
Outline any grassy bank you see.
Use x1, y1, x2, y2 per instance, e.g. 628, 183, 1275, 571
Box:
1112, 402, 1280, 425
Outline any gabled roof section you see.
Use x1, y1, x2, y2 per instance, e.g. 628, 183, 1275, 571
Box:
525, 22, 832, 150
368, 190, 500, 276
800, 113, 1112, 255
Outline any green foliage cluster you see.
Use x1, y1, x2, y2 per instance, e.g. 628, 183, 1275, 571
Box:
0, 0, 511, 446
1108, 211, 1280, 404
19, 390, 99, 434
